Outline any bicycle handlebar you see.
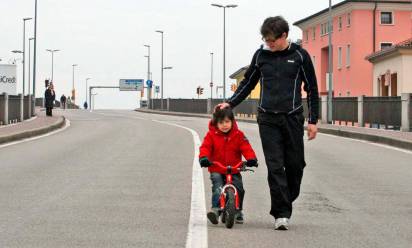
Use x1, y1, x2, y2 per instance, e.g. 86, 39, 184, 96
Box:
212, 161, 254, 173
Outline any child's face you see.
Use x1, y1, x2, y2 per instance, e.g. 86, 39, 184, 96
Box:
217, 118, 232, 133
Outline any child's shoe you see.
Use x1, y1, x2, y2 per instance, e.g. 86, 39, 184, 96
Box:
235, 211, 244, 224
207, 209, 220, 225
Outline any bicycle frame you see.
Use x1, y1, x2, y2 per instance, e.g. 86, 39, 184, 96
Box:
213, 161, 244, 211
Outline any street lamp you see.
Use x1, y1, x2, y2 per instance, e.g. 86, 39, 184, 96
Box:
72, 64, 78, 103
33, 0, 38, 98
28, 38, 35, 96
11, 50, 24, 93
327, 0, 333, 123
155, 30, 165, 109
22, 17, 32, 96
28, 37, 35, 117
144, 44, 152, 104
46, 49, 60, 83
210, 52, 214, 100
211, 3, 237, 100
85, 77, 91, 109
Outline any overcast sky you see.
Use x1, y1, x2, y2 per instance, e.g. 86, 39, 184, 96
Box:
1, 0, 339, 109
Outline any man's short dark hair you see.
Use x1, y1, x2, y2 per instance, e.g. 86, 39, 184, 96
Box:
212, 107, 234, 126
260, 16, 289, 39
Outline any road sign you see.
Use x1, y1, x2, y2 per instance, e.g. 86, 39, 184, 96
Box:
146, 80, 153, 88
155, 86, 160, 93
119, 79, 144, 91
0, 64, 17, 95
210, 82, 213, 88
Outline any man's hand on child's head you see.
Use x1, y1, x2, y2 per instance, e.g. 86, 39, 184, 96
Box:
215, 102, 230, 112
199, 157, 212, 168
246, 159, 258, 167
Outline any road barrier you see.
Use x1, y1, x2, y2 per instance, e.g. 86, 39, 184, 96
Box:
146, 93, 412, 132
0, 93, 35, 125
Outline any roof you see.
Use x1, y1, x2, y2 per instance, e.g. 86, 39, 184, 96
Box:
293, 0, 411, 26
229, 66, 249, 79
366, 38, 412, 61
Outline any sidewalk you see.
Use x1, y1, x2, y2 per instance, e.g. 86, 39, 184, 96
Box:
135, 108, 412, 151
0, 110, 66, 145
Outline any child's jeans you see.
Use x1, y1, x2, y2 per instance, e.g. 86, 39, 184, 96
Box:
210, 172, 245, 210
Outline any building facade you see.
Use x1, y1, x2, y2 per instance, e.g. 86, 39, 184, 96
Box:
366, 38, 412, 96
294, 0, 412, 97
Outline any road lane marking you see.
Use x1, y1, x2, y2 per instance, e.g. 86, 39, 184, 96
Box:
95, 110, 208, 247
319, 133, 412, 155
0, 119, 71, 149
152, 120, 208, 248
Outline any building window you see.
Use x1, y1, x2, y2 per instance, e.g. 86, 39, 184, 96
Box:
380, 12, 393, 24
380, 42, 393, 50
321, 21, 333, 36
338, 16, 342, 30
338, 47, 342, 69
312, 56, 316, 66
346, 44, 351, 67
347, 13, 351, 26
312, 27, 316, 40
305, 30, 309, 42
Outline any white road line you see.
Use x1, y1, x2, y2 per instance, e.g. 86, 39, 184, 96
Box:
96, 110, 208, 247
152, 119, 208, 248
318, 133, 412, 155
0, 119, 71, 149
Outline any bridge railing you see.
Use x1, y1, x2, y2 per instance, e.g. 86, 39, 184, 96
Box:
144, 93, 412, 132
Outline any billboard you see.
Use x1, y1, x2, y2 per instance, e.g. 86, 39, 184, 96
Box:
0, 64, 17, 95
119, 79, 144, 91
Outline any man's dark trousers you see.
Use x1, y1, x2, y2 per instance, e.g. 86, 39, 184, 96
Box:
257, 111, 306, 219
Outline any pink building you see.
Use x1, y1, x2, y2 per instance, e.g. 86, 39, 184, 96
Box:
294, 0, 412, 97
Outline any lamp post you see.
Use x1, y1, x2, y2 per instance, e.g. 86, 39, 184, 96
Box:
155, 30, 164, 109
144, 44, 151, 104
327, 0, 333, 123
46, 49, 60, 83
22, 17, 32, 95
33, 0, 38, 97
211, 3, 238, 100
72, 64, 78, 103
85, 77, 91, 109
28, 38, 35, 95
210, 52, 214, 100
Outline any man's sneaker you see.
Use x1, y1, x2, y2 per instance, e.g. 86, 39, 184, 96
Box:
207, 209, 220, 225
274, 218, 289, 230
235, 211, 244, 224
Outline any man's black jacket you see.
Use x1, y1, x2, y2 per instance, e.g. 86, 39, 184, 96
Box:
227, 43, 319, 124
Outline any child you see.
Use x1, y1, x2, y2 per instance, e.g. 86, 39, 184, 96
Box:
199, 107, 258, 225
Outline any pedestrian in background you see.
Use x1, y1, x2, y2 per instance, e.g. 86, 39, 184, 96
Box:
60, 94, 67, 110
45, 84, 56, 116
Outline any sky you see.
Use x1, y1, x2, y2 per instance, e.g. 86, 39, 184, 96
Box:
0, 0, 340, 109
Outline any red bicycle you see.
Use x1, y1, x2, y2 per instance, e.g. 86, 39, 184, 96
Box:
212, 161, 254, 229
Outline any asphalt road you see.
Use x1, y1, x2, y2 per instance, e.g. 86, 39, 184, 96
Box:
1, 109, 411, 248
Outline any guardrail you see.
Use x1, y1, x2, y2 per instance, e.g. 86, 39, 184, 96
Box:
0, 93, 36, 125
145, 93, 412, 132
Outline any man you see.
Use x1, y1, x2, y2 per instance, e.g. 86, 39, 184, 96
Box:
45, 84, 56, 116
217, 16, 319, 230
60, 94, 67, 110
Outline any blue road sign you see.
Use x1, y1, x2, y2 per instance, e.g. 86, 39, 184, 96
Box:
146, 80, 153, 88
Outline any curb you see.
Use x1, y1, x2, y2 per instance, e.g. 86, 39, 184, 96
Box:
0, 116, 66, 145
135, 108, 412, 151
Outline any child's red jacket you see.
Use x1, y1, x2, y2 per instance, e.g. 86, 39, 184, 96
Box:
199, 120, 257, 174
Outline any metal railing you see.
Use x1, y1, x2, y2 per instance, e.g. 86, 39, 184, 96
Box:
8, 95, 21, 123
363, 96, 401, 130
332, 97, 358, 125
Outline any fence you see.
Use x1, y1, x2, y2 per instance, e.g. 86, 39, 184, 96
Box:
145, 93, 412, 132
363, 96, 401, 129
332, 97, 358, 125
0, 93, 36, 125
